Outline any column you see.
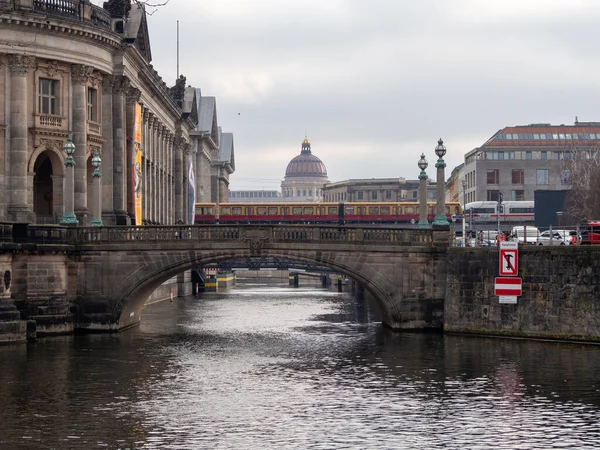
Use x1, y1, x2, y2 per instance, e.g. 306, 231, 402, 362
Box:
153, 122, 161, 224
141, 106, 149, 223
432, 138, 448, 226
71, 64, 93, 224
174, 135, 184, 222
101, 75, 116, 225
7, 54, 34, 222
111, 76, 129, 225
168, 134, 174, 223
146, 113, 155, 222
417, 153, 429, 228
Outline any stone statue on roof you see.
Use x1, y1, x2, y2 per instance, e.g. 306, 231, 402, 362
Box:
170, 75, 186, 104
103, 0, 132, 19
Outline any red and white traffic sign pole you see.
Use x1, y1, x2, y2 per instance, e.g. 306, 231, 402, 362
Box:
497, 241, 521, 303
499, 241, 518, 276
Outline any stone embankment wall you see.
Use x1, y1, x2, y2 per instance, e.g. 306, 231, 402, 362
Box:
445, 247, 600, 342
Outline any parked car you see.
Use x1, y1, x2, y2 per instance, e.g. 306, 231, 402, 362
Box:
554, 229, 581, 245
538, 230, 566, 246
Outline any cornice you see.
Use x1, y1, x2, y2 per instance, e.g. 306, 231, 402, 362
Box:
0, 12, 122, 52
87, 135, 107, 145
137, 68, 184, 123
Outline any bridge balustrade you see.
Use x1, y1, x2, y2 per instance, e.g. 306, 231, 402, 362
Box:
0, 224, 439, 247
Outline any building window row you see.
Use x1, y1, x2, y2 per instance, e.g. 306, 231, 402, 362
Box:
486, 168, 568, 187
486, 190, 525, 202
484, 150, 576, 161
495, 132, 600, 140
38, 78, 100, 123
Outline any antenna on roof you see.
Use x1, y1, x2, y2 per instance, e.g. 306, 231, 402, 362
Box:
176, 20, 179, 78
575, 116, 579, 125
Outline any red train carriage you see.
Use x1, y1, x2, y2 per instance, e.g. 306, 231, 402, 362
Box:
194, 201, 462, 225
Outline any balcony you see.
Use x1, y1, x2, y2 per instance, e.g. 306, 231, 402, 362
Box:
29, 0, 112, 30
87, 120, 101, 136
35, 114, 66, 131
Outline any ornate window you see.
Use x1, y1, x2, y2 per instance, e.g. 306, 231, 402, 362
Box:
87, 88, 98, 122
39, 78, 58, 115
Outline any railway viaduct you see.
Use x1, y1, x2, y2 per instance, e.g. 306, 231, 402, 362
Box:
0, 223, 451, 340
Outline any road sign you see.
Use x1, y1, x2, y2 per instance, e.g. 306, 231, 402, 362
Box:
495, 277, 522, 296
499, 241, 518, 276
499, 296, 517, 304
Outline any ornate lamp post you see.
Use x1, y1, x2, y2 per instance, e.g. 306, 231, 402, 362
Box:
60, 136, 78, 225
461, 178, 467, 246
432, 138, 448, 226
90, 150, 103, 227
417, 153, 429, 228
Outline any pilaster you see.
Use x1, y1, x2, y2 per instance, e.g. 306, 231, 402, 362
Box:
71, 64, 94, 225
101, 75, 116, 224
7, 54, 34, 222
173, 134, 186, 223
111, 75, 129, 225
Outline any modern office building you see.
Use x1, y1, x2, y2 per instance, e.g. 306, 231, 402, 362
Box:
460, 120, 600, 206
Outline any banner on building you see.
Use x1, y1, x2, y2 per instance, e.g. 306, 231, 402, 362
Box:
133, 103, 143, 225
187, 154, 196, 224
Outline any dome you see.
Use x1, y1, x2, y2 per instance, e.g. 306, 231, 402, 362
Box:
284, 137, 328, 179
285, 153, 328, 178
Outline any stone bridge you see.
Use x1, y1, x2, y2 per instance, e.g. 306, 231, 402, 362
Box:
0, 224, 451, 339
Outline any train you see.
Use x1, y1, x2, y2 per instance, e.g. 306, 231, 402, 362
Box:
194, 201, 463, 225
464, 201, 535, 226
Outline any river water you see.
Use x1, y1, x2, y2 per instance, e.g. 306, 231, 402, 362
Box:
0, 279, 599, 450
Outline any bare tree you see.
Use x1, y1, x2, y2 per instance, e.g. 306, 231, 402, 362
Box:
132, 0, 169, 14
563, 145, 600, 222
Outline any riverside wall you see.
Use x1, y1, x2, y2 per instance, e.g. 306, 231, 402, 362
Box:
444, 246, 600, 342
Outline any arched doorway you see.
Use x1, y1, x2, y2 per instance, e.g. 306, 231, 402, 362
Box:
33, 153, 54, 223
31, 145, 65, 224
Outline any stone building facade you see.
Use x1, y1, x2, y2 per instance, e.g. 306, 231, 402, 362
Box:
0, 0, 233, 225
323, 178, 436, 203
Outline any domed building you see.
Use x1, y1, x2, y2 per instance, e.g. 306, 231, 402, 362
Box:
281, 137, 329, 201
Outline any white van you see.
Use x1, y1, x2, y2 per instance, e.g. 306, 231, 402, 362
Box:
511, 226, 540, 245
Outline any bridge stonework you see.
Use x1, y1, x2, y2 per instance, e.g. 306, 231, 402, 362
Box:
74, 226, 451, 332
3, 224, 599, 344
0, 224, 450, 340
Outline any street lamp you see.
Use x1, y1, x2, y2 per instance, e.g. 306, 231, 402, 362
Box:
90, 150, 103, 227
461, 178, 467, 246
60, 135, 78, 225
417, 153, 429, 228
432, 138, 448, 226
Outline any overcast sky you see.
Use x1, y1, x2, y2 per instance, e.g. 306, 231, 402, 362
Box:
95, 1, 600, 190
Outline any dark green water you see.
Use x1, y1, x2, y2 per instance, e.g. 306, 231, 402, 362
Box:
0, 280, 599, 449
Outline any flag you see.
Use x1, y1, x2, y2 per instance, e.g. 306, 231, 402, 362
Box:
187, 155, 196, 224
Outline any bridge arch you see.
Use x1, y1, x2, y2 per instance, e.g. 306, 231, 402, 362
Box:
70, 224, 448, 332
110, 250, 401, 330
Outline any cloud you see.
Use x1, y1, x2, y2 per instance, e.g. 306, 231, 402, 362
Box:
132, 0, 600, 189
